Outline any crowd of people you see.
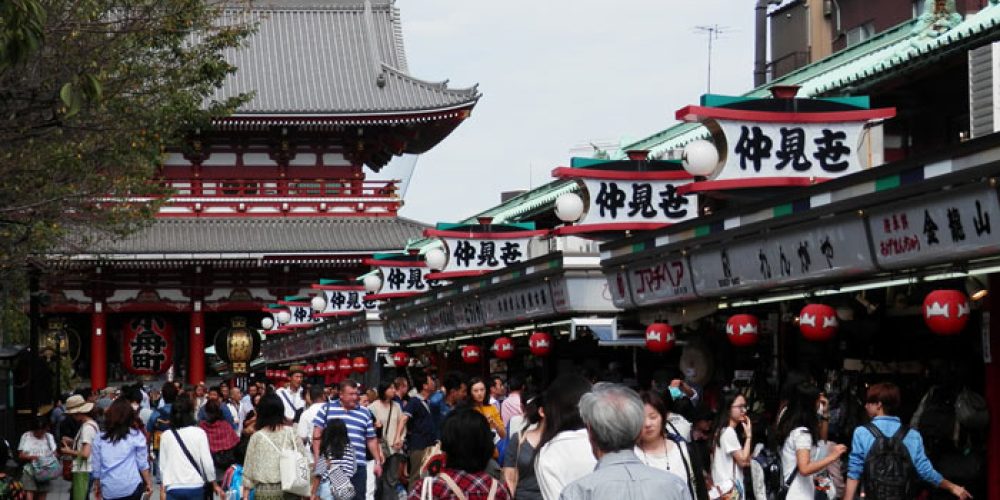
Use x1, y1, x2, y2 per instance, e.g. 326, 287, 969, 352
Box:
1, 364, 981, 500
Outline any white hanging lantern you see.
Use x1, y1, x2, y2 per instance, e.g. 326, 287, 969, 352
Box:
682, 139, 720, 177
424, 247, 448, 271
261, 317, 274, 330
276, 309, 292, 325
310, 295, 327, 313
363, 273, 383, 293
554, 192, 585, 222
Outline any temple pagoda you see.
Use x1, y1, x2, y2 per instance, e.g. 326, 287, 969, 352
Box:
40, 0, 479, 390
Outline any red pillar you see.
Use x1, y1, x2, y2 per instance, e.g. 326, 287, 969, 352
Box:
986, 274, 1000, 500
90, 307, 107, 391
190, 308, 205, 385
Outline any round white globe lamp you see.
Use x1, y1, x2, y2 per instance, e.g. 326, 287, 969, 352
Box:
682, 139, 720, 177
554, 192, 585, 223
363, 273, 383, 293
261, 317, 274, 330
424, 247, 448, 271
276, 309, 291, 325
310, 295, 327, 313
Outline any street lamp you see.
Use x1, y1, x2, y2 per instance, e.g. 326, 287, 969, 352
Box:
554, 192, 585, 223
261, 317, 275, 330
682, 139, 720, 177
363, 273, 383, 293
310, 294, 326, 313
276, 309, 292, 325
424, 247, 447, 271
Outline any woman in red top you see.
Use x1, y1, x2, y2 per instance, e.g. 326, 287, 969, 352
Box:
409, 409, 511, 500
198, 400, 240, 481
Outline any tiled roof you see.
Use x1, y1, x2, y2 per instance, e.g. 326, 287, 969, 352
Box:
213, 0, 480, 115
72, 217, 428, 256
618, 4, 1000, 157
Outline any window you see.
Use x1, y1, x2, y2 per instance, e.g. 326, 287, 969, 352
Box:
845, 22, 874, 46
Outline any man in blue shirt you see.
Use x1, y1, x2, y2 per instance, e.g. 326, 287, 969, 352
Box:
196, 387, 236, 429
429, 372, 467, 431
313, 379, 383, 499
396, 373, 438, 492
842, 382, 971, 500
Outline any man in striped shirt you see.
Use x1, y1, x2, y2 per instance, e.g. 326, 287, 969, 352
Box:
313, 379, 384, 500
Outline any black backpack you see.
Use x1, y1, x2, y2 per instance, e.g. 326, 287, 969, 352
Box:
861, 423, 917, 500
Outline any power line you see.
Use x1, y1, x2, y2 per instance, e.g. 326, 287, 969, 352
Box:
693, 24, 734, 94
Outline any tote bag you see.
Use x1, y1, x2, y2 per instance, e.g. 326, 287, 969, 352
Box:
260, 430, 311, 497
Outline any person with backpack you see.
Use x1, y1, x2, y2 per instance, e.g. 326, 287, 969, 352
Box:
311, 420, 357, 500
841, 382, 971, 500
775, 383, 846, 500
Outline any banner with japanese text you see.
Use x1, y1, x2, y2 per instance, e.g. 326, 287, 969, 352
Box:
580, 178, 697, 226
122, 316, 174, 375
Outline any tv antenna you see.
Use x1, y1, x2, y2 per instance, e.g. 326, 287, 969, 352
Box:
693, 24, 732, 93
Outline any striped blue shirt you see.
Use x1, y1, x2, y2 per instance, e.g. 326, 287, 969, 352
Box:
313, 401, 375, 466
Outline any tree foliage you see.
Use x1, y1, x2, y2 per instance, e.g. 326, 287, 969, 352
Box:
0, 0, 254, 341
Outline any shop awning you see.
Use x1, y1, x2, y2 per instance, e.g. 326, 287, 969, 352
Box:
381, 252, 621, 344
263, 312, 389, 364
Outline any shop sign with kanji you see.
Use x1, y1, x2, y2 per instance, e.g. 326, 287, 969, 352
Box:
378, 266, 446, 293
319, 290, 377, 315
482, 281, 555, 324
626, 254, 697, 306
868, 185, 1000, 270
675, 93, 895, 190
551, 161, 698, 235
424, 222, 548, 279
690, 216, 873, 297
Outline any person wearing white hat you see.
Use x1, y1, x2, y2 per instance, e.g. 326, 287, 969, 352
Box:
59, 395, 98, 500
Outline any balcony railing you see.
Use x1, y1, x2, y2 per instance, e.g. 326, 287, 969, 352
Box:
160, 179, 400, 199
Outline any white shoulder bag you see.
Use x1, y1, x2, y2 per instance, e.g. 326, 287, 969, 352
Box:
260, 429, 311, 497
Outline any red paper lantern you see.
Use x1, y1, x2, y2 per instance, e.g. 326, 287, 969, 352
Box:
266, 369, 273, 378
492, 337, 515, 360
645, 323, 676, 353
923, 289, 971, 336
726, 314, 760, 347
392, 352, 410, 368
529, 332, 552, 357
461, 345, 482, 364
339, 358, 353, 373
277, 370, 287, 380
122, 316, 175, 375
799, 304, 838, 341
317, 362, 328, 375
352, 356, 369, 373
325, 360, 337, 375
305, 364, 315, 375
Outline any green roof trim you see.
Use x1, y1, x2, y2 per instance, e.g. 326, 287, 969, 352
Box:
371, 253, 406, 260
434, 221, 536, 231
694, 225, 711, 237
701, 94, 758, 107
875, 175, 901, 192
773, 204, 793, 218
570, 157, 616, 168
318, 278, 345, 285
822, 96, 871, 109
283, 295, 309, 302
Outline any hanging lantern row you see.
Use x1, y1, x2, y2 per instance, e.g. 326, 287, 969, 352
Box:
392, 351, 410, 368
492, 336, 515, 360
266, 356, 371, 379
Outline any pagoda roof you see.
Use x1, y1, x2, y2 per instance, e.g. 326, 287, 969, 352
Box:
61, 217, 428, 261
212, 0, 480, 117
616, 3, 1000, 157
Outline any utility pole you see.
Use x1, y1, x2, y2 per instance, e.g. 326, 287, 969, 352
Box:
694, 25, 732, 94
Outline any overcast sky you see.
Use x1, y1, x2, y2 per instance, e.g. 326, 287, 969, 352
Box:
375, 0, 756, 224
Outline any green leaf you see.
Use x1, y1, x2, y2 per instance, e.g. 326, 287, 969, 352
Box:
59, 82, 74, 108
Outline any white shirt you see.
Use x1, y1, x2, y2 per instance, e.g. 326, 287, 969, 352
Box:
297, 402, 326, 444
711, 426, 744, 489
665, 413, 692, 442
634, 440, 688, 483
158, 426, 216, 490
780, 427, 815, 500
72, 420, 99, 473
18, 432, 56, 459
535, 428, 596, 500
276, 387, 305, 422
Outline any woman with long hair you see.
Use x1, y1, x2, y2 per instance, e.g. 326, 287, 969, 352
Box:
468, 377, 506, 440
775, 383, 847, 500
533, 373, 593, 500
242, 393, 310, 500
91, 399, 153, 500
311, 420, 356, 500
501, 391, 544, 500
709, 392, 752, 498
635, 391, 709, 500
160, 395, 224, 500
368, 381, 404, 500
408, 409, 511, 499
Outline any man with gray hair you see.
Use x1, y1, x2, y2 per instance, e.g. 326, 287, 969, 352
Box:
559, 383, 692, 500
